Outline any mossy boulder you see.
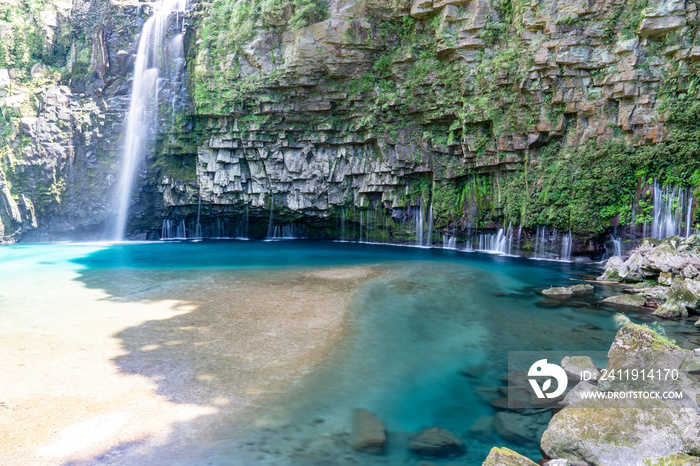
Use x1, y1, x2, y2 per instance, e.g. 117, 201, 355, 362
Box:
481, 446, 537, 465
654, 279, 700, 319
658, 272, 674, 286
653, 300, 688, 319
642, 452, 700, 465
541, 406, 696, 466
541, 323, 699, 465
667, 279, 700, 310
542, 287, 574, 299
569, 284, 594, 295
602, 294, 647, 307
681, 416, 700, 456
643, 242, 691, 275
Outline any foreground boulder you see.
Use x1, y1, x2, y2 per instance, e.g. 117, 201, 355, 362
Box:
408, 426, 465, 458
349, 408, 386, 454
540, 322, 699, 465
481, 446, 537, 465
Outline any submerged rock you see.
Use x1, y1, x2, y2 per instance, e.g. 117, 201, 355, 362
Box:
602, 294, 647, 307
408, 426, 465, 458
468, 415, 494, 441
349, 408, 386, 454
481, 446, 537, 465
568, 284, 594, 295
494, 412, 549, 446
542, 287, 573, 299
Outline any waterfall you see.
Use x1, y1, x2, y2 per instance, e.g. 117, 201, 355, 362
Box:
477, 224, 513, 254
161, 219, 172, 239
268, 224, 304, 240
360, 210, 364, 242
266, 196, 274, 238
340, 208, 346, 241
176, 219, 186, 239
534, 226, 547, 259
561, 231, 572, 261
416, 199, 424, 246
610, 234, 621, 257
113, 0, 188, 240
687, 192, 694, 237
195, 191, 202, 238
426, 201, 433, 247
651, 181, 694, 239
443, 235, 457, 249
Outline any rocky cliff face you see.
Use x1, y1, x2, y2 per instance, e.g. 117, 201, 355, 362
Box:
173, 0, 700, 244
0, 0, 149, 242
2, 0, 700, 245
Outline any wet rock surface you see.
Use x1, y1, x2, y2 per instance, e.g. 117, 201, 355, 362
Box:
349, 408, 386, 454
408, 426, 466, 458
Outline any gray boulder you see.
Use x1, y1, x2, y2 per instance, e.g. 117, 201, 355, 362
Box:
658, 271, 674, 285
408, 426, 465, 458
668, 279, 700, 310
683, 264, 699, 279
542, 287, 573, 299
653, 278, 700, 319
568, 284, 594, 295
643, 240, 689, 275
541, 323, 699, 465
598, 256, 628, 282
682, 416, 700, 456
481, 446, 537, 465
560, 355, 600, 381
349, 408, 386, 454
602, 294, 646, 307
653, 300, 688, 319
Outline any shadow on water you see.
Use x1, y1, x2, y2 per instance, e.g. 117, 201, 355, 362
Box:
62, 240, 696, 465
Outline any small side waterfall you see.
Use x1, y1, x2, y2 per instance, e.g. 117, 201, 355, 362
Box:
266, 196, 274, 239
533, 226, 547, 259
162, 219, 172, 239
478, 223, 513, 254
416, 199, 424, 246
610, 234, 621, 257
650, 181, 694, 239
268, 224, 305, 240
443, 235, 457, 249
113, 0, 188, 240
561, 231, 572, 261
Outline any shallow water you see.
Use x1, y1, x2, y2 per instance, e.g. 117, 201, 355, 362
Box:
1, 240, 696, 465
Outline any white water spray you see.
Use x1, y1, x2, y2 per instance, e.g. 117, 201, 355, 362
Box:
113, 0, 188, 240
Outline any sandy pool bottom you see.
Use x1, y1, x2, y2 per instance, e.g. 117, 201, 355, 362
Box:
0, 262, 383, 465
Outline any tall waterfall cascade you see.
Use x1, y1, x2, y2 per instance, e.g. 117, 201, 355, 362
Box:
113, 0, 189, 240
